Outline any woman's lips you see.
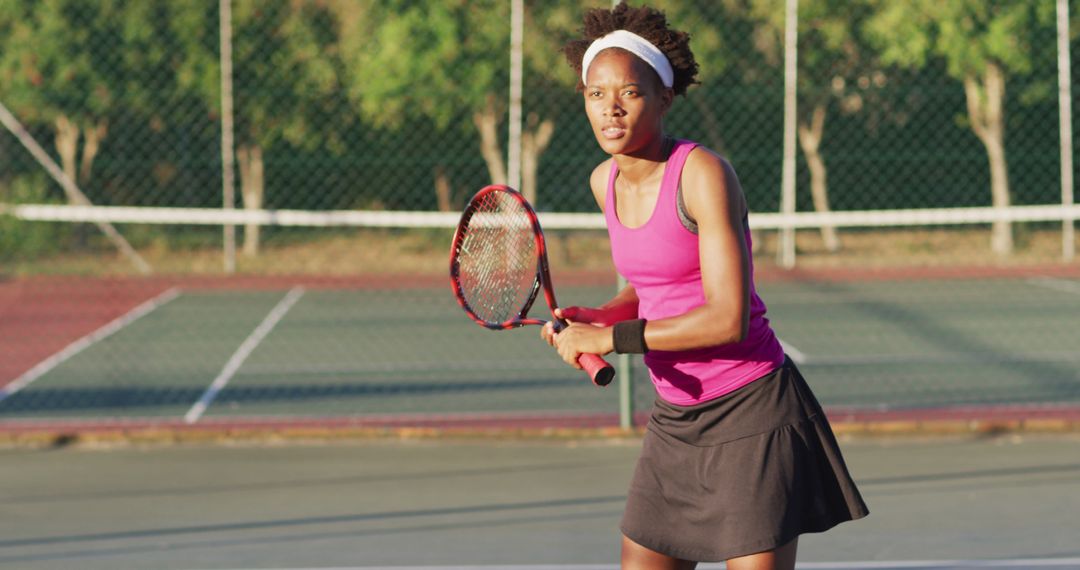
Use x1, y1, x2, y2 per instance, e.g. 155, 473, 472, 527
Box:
602, 126, 626, 139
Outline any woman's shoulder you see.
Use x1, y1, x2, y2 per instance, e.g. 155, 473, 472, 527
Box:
682, 142, 730, 172
682, 144, 736, 190
679, 143, 747, 221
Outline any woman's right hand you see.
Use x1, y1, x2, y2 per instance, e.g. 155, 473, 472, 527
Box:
540, 306, 613, 347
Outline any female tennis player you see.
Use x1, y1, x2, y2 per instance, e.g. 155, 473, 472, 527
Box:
541, 3, 868, 568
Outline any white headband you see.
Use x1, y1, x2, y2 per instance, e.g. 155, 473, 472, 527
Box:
581, 30, 674, 89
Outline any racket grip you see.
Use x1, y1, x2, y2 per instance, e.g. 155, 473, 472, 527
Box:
578, 353, 615, 387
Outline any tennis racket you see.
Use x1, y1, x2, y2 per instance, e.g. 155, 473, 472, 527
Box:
449, 184, 616, 387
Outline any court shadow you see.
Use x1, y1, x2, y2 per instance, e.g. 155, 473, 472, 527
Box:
859, 462, 1080, 487
0, 506, 626, 565
857, 462, 1080, 497
4, 457, 623, 505
0, 375, 582, 414
0, 494, 627, 551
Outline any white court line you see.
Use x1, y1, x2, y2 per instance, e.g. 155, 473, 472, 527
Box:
184, 287, 305, 424
0, 288, 181, 404
787, 351, 1080, 367
778, 338, 808, 364
200, 559, 1080, 570
1028, 276, 1080, 295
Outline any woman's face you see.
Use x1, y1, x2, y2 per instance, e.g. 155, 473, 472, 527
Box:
583, 49, 673, 157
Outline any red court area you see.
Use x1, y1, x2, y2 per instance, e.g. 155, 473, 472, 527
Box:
0, 274, 454, 389
0, 277, 171, 387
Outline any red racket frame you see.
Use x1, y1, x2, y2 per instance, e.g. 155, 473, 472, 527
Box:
449, 185, 615, 387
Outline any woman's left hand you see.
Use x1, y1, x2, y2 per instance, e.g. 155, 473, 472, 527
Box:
552, 321, 614, 369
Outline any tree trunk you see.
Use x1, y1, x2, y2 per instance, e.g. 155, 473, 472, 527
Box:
472, 94, 507, 186
53, 116, 110, 198
54, 115, 80, 198
521, 112, 554, 205
796, 103, 840, 252
79, 119, 108, 185
964, 62, 1012, 255
237, 144, 265, 257
434, 165, 454, 212
53, 115, 91, 248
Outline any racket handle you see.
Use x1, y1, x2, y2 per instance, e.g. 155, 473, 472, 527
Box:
550, 320, 614, 386
578, 353, 615, 387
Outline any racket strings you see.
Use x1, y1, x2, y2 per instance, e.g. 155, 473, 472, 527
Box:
456, 192, 539, 323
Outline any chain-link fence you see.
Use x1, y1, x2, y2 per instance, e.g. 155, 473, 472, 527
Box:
1, 1, 1078, 429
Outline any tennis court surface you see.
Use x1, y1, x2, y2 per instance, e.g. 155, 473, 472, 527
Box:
1, 435, 1078, 569
2, 269, 1079, 435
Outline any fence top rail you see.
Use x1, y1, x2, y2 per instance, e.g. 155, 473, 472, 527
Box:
3, 203, 1080, 231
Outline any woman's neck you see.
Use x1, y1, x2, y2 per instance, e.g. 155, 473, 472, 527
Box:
613, 135, 673, 188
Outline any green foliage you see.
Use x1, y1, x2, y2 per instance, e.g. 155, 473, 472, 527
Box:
338, 0, 601, 130
864, 0, 1057, 80
338, 0, 508, 129
0, 0, 170, 122
741, 0, 885, 105
165, 0, 352, 151
0, 0, 1072, 223
0, 175, 70, 260
166, 2, 220, 102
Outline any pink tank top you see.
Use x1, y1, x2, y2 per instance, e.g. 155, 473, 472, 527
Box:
605, 139, 785, 405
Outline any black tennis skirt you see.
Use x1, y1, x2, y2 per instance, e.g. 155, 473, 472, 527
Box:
620, 356, 869, 562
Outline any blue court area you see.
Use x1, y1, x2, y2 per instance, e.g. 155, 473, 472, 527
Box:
1, 275, 1078, 424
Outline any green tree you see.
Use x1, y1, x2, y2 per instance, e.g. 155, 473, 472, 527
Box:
865, 0, 1058, 255
0, 0, 164, 199
335, 0, 594, 207
0, 0, 172, 272
170, 0, 349, 255
742, 0, 891, 252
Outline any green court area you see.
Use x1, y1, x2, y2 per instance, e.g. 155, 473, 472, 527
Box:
762, 276, 1080, 410
1, 276, 1078, 425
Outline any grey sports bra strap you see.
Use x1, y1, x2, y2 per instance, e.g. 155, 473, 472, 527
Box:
677, 182, 751, 235
676, 182, 698, 234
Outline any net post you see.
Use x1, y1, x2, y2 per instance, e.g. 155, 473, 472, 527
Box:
220, 0, 237, 274
777, 0, 799, 269
507, 0, 524, 193
617, 273, 634, 430
1058, 0, 1075, 261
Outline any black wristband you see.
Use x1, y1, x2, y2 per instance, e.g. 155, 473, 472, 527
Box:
613, 318, 648, 354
